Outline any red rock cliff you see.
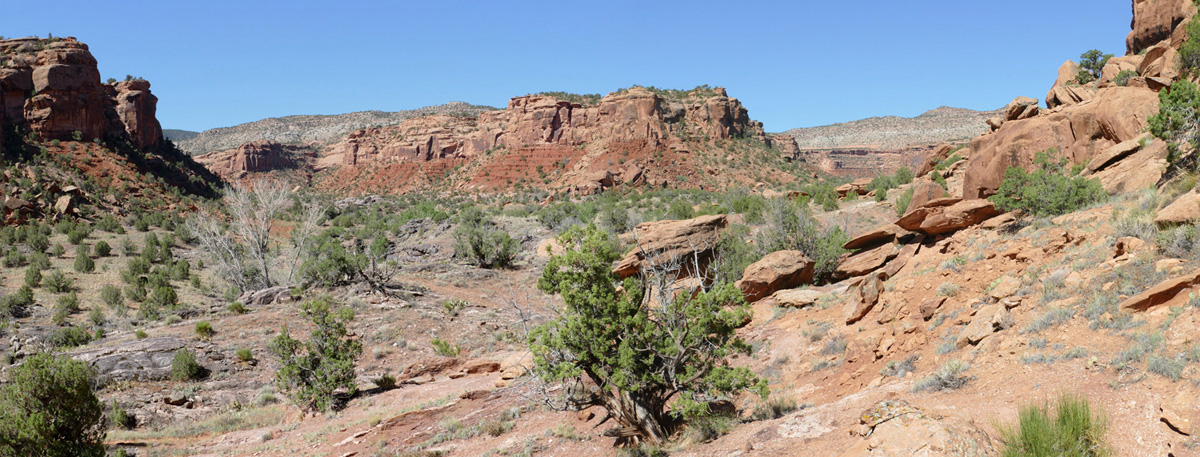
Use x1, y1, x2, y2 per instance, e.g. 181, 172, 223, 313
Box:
0, 37, 162, 150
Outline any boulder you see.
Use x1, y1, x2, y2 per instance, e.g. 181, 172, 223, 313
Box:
1114, 236, 1149, 258
620, 165, 643, 186
614, 215, 727, 278
736, 250, 815, 302
71, 337, 188, 382
53, 195, 73, 214
905, 177, 949, 214
880, 237, 922, 278
956, 305, 1012, 348
915, 144, 953, 177
843, 224, 905, 251
1155, 189, 1200, 226
989, 96, 1039, 131
1045, 61, 1096, 109
237, 286, 291, 306
1127, 0, 1198, 55
835, 178, 872, 198
989, 275, 1022, 300
1091, 138, 1169, 193
919, 297, 946, 321
845, 272, 884, 324
964, 87, 1159, 199
1140, 41, 1182, 80
771, 289, 823, 308
1120, 269, 1200, 311
835, 243, 897, 279
895, 199, 1001, 236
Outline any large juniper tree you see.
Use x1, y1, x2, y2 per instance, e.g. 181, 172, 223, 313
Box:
530, 225, 765, 445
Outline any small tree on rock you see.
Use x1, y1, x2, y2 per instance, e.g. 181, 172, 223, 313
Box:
530, 225, 765, 445
1076, 49, 1112, 84
269, 296, 362, 413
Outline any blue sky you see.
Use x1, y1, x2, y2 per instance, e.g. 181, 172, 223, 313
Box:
5, 1, 1130, 132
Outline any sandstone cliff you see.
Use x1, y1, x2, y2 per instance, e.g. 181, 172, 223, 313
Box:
0, 37, 162, 150
311, 86, 799, 195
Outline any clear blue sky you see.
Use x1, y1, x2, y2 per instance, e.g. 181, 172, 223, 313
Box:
4, 0, 1130, 133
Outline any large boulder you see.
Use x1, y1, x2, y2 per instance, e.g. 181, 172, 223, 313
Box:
1100, 55, 1145, 87
1127, 0, 1198, 55
614, 215, 727, 278
987, 96, 1039, 131
736, 250, 814, 302
896, 198, 1001, 236
843, 224, 906, 251
1139, 41, 1182, 80
1156, 189, 1200, 226
965, 87, 1159, 199
956, 304, 1012, 348
835, 243, 898, 280
1045, 61, 1096, 109
845, 271, 884, 324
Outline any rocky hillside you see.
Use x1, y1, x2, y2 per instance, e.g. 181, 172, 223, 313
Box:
782, 105, 1000, 150
175, 102, 497, 155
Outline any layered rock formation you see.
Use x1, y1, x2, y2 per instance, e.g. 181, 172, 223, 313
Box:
0, 37, 162, 150
195, 139, 309, 180
1127, 0, 1198, 55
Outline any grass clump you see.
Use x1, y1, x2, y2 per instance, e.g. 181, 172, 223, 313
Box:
912, 359, 972, 392
998, 394, 1111, 457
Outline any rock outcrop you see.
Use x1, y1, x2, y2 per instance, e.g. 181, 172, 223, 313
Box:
1127, 0, 1198, 55
0, 37, 162, 149
986, 96, 1039, 131
613, 215, 727, 279
71, 337, 188, 382
736, 250, 814, 302
964, 87, 1159, 199
196, 140, 307, 180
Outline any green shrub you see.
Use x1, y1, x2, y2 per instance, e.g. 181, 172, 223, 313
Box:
110, 400, 136, 430
268, 297, 362, 412
895, 186, 915, 217
998, 394, 1111, 457
1149, 80, 1200, 172
989, 150, 1106, 217
236, 348, 253, 362
135, 330, 147, 339
23, 266, 41, 288
73, 249, 95, 273
452, 207, 518, 269
1113, 69, 1137, 87
373, 373, 397, 390
101, 284, 123, 309
1, 286, 34, 318
431, 338, 461, 357
49, 326, 92, 348
195, 321, 215, 339
0, 353, 105, 456
228, 301, 247, 314
756, 199, 849, 283
1180, 18, 1200, 76
170, 348, 202, 381
147, 285, 178, 310
93, 240, 111, 257
44, 269, 73, 293
67, 228, 88, 245
530, 225, 765, 445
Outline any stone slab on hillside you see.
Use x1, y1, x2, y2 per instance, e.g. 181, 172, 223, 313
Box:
736, 250, 814, 302
1120, 269, 1200, 311
896, 199, 1000, 236
614, 215, 727, 279
1156, 189, 1200, 226
71, 337, 187, 382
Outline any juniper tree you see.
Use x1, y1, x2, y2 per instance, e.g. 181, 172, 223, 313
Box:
530, 225, 765, 445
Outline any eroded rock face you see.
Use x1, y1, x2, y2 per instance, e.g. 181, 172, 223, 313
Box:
71, 337, 187, 382
1045, 61, 1096, 109
196, 140, 304, 180
1127, 0, 1198, 55
613, 215, 727, 279
964, 87, 1159, 199
736, 250, 814, 302
0, 37, 162, 149
112, 79, 163, 149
